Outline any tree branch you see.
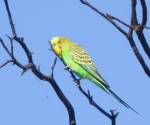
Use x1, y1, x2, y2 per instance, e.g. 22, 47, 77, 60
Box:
0, 38, 12, 57
4, 0, 17, 37
127, 37, 150, 77
68, 69, 118, 125
140, 0, 147, 27
80, 0, 127, 36
80, 0, 150, 78
127, 0, 150, 77
2, 0, 76, 125
135, 0, 150, 59
0, 60, 13, 69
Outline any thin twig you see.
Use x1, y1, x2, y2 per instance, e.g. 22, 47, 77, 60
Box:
80, 0, 150, 78
106, 13, 133, 29
0, 38, 29, 71
4, 0, 17, 37
80, 0, 127, 36
78, 85, 112, 118
51, 57, 57, 77
0, 38, 12, 57
144, 26, 150, 30
2, 0, 76, 125
0, 60, 13, 69
7, 35, 14, 56
68, 68, 118, 125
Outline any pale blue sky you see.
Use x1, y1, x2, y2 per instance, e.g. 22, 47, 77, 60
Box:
0, 0, 150, 125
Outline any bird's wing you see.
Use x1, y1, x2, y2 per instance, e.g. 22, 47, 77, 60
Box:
70, 46, 139, 114
70, 45, 109, 88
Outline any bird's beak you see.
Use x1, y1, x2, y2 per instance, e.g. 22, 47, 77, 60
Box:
48, 41, 53, 50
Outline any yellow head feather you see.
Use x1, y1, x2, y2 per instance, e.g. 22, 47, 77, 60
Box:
49, 36, 70, 57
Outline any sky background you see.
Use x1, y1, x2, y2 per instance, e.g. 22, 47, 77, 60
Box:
0, 0, 150, 125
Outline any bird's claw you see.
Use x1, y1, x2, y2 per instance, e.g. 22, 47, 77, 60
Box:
64, 65, 70, 70
74, 79, 81, 86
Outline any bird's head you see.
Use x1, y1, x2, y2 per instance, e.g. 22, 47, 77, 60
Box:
49, 36, 70, 57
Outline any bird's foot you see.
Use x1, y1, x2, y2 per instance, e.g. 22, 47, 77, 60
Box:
64, 65, 70, 71
74, 78, 81, 86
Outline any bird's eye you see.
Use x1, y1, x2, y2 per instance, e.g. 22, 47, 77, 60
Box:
58, 40, 61, 44
59, 46, 62, 49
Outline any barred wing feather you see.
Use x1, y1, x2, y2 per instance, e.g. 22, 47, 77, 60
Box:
70, 45, 109, 88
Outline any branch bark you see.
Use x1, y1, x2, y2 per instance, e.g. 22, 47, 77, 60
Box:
68, 69, 118, 125
0, 60, 13, 69
1, 0, 76, 125
80, 0, 150, 78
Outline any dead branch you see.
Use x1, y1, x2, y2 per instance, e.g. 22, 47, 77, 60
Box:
1, 0, 76, 125
80, 0, 150, 78
69, 69, 119, 125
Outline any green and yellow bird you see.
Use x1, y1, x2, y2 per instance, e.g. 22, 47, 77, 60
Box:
49, 36, 138, 113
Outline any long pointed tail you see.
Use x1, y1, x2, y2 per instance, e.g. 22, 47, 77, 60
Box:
108, 88, 139, 114
89, 74, 139, 114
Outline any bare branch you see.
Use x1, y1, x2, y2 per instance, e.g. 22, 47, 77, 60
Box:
127, 0, 150, 76
106, 14, 133, 29
80, 0, 150, 78
0, 60, 13, 69
127, 37, 150, 77
136, 31, 150, 59
4, 0, 17, 37
51, 57, 57, 77
140, 0, 147, 27
7, 35, 14, 56
131, 0, 138, 25
144, 26, 150, 30
80, 0, 127, 36
68, 69, 118, 125
135, 0, 150, 59
2, 0, 76, 125
0, 38, 12, 57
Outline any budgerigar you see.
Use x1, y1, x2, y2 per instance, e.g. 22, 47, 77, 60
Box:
49, 36, 138, 113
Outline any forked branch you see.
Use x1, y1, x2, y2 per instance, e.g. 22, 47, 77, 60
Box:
1, 1, 76, 125
80, 0, 150, 77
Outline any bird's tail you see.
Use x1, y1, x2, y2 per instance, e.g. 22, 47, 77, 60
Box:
92, 77, 139, 114
88, 73, 139, 114
108, 88, 139, 114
